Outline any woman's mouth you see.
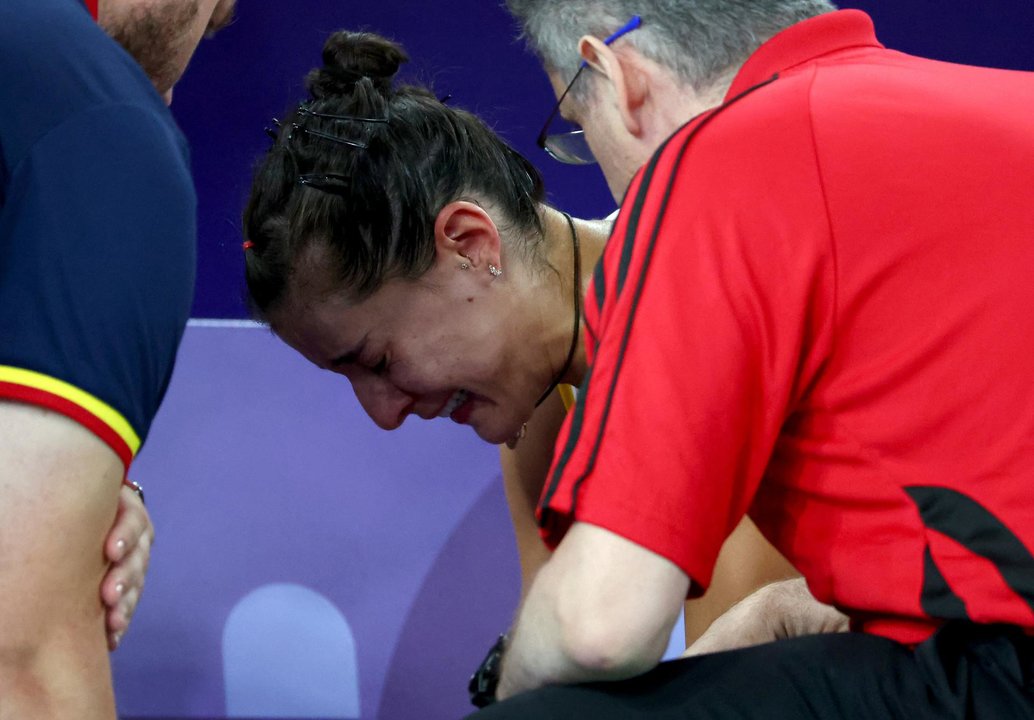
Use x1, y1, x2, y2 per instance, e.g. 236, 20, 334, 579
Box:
438, 389, 470, 418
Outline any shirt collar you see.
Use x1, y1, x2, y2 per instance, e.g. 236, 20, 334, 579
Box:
725, 9, 884, 100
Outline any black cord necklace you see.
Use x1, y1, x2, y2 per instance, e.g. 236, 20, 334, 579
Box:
534, 211, 582, 408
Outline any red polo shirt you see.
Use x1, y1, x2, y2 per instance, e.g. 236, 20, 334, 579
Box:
540, 9, 1034, 644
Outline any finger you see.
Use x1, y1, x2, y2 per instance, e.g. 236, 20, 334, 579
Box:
100, 572, 123, 608
108, 627, 126, 652
101, 536, 148, 600
105, 584, 141, 649
106, 597, 133, 651
118, 585, 142, 625
106, 605, 130, 636
101, 546, 150, 609
105, 486, 150, 562
121, 537, 151, 586
101, 565, 137, 607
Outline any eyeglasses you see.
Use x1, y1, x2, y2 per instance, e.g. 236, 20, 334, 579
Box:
536, 15, 642, 165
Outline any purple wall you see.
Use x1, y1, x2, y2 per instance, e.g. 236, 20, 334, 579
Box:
175, 1, 1034, 320
113, 323, 514, 718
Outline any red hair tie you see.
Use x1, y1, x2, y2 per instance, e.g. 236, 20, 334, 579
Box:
242, 240, 255, 250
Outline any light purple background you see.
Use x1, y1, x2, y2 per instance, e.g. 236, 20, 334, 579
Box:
112, 324, 517, 719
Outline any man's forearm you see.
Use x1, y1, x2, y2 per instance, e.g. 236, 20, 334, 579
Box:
497, 607, 579, 700
497, 562, 584, 700
496, 523, 688, 700
684, 577, 848, 658
497, 565, 660, 699
774, 577, 849, 638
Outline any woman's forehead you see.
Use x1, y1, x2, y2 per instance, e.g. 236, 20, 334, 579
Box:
269, 291, 356, 357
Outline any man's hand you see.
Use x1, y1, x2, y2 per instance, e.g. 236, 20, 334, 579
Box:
100, 483, 154, 650
683, 577, 848, 657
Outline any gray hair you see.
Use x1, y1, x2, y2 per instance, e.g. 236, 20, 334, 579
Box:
505, 0, 838, 94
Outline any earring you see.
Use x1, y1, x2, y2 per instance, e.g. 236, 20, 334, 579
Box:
505, 422, 528, 450
460, 262, 470, 270
488, 264, 502, 278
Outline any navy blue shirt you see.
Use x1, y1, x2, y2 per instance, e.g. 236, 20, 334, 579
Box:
0, 0, 196, 466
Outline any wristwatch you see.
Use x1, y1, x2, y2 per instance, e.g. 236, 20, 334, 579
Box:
468, 634, 507, 708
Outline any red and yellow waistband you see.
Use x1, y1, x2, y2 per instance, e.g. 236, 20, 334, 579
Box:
0, 366, 140, 470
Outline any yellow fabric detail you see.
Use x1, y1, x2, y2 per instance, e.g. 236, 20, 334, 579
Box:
558, 384, 576, 412
0, 365, 141, 454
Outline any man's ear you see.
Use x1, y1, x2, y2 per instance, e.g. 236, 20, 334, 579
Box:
578, 36, 648, 138
433, 201, 502, 271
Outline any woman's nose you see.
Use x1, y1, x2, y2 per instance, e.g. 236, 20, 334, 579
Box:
352, 376, 413, 430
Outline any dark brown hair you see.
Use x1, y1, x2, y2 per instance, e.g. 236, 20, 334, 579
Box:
243, 30, 546, 315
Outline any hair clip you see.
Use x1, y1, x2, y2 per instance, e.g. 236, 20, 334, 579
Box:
289, 123, 368, 149
242, 240, 255, 250
264, 118, 282, 141
297, 107, 390, 124
297, 172, 353, 196
438, 94, 452, 105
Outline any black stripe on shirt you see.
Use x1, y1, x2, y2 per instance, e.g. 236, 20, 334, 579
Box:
540, 76, 778, 526
906, 485, 1034, 615
616, 153, 663, 298
541, 136, 670, 515
542, 142, 670, 513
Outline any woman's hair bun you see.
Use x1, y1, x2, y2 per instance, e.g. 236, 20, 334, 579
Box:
306, 30, 409, 99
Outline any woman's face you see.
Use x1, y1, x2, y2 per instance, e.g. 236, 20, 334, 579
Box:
270, 245, 545, 445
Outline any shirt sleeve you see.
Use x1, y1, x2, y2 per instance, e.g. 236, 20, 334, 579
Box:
538, 92, 835, 594
0, 103, 196, 469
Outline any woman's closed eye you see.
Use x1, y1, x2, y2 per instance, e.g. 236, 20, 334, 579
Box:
370, 356, 389, 375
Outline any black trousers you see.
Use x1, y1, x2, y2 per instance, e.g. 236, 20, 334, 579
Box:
467, 623, 1034, 719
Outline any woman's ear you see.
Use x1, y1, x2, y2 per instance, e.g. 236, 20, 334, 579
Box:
433, 201, 503, 271
578, 35, 648, 138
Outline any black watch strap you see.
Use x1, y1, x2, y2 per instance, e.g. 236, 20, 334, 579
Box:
468, 634, 507, 708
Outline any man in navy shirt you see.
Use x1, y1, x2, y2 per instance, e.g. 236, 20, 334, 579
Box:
0, 1, 234, 717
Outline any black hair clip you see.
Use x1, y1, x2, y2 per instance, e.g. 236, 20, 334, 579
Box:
289, 123, 368, 149
438, 94, 452, 105
297, 107, 390, 124
264, 117, 282, 141
298, 172, 353, 196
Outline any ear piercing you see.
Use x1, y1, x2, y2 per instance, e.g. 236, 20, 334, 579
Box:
459, 261, 502, 277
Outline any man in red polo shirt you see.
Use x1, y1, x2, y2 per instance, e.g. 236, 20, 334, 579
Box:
470, 2, 1034, 716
